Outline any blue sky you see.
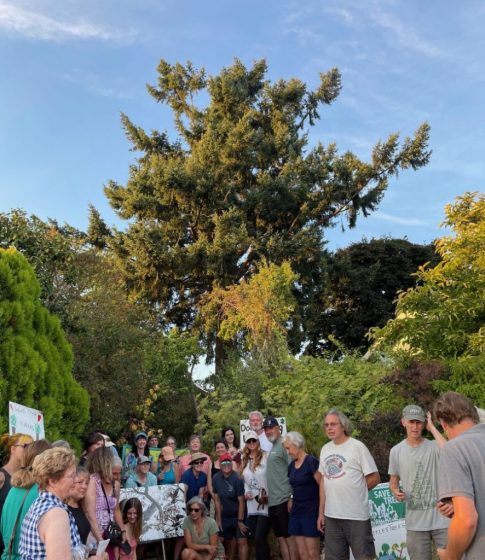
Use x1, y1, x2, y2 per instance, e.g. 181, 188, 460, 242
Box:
1, 0, 484, 249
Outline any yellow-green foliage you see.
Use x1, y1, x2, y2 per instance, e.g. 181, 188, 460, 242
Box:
371, 192, 485, 360
202, 260, 297, 349
0, 248, 89, 446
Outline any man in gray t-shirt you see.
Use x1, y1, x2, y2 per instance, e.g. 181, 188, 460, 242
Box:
434, 392, 484, 560
389, 405, 449, 560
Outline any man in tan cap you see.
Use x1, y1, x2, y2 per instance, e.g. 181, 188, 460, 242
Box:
389, 404, 449, 560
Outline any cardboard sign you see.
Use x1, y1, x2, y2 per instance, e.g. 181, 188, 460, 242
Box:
239, 416, 287, 445
9, 401, 45, 439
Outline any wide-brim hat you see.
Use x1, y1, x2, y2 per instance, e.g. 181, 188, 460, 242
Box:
161, 446, 175, 461
189, 452, 207, 465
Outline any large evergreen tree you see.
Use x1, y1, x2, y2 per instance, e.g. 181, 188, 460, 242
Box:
0, 248, 89, 443
104, 58, 431, 368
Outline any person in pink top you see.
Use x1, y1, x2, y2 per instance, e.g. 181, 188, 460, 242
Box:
179, 435, 212, 478
119, 498, 143, 560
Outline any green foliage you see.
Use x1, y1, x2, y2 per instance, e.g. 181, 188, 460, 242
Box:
0, 248, 89, 446
371, 192, 485, 360
306, 238, 439, 355
263, 354, 394, 455
434, 355, 485, 407
138, 330, 203, 443
105, 58, 431, 366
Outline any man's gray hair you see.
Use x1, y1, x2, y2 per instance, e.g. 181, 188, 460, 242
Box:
325, 409, 353, 436
284, 431, 305, 449
249, 410, 264, 420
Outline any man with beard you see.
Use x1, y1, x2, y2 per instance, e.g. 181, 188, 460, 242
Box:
263, 416, 296, 560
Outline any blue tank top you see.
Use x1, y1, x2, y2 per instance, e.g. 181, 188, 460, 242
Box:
158, 461, 175, 485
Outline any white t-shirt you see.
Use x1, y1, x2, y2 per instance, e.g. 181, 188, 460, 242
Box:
319, 437, 377, 520
258, 432, 272, 453
242, 453, 268, 516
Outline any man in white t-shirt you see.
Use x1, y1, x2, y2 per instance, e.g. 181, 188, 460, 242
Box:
249, 410, 272, 452
389, 404, 449, 560
317, 409, 380, 560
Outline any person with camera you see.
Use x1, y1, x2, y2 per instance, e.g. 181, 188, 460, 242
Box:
84, 447, 127, 560
240, 430, 270, 560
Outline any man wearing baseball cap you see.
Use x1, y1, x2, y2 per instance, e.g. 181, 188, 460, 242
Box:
389, 404, 449, 560
264, 416, 296, 560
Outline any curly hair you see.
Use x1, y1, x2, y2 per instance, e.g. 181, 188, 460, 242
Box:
32, 447, 76, 491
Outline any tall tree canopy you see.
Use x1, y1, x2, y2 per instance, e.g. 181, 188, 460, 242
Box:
305, 238, 439, 355
104, 58, 431, 366
0, 248, 89, 444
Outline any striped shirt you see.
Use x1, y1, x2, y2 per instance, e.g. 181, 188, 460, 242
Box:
18, 491, 81, 559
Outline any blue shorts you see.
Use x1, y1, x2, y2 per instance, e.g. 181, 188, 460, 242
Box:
288, 514, 321, 538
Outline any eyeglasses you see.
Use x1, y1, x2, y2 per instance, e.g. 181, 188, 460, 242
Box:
189, 507, 201, 512
192, 460, 204, 465
246, 439, 257, 444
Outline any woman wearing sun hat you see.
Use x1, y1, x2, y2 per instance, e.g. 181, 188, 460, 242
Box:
181, 453, 208, 502
157, 446, 180, 485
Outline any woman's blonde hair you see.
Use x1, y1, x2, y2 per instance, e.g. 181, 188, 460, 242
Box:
0, 433, 33, 458
11, 440, 52, 489
240, 439, 264, 473
32, 447, 76, 490
86, 447, 113, 481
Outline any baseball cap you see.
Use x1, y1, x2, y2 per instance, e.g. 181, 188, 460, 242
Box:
137, 455, 152, 465
135, 431, 148, 441
219, 453, 233, 464
244, 431, 258, 442
262, 416, 279, 428
402, 405, 426, 422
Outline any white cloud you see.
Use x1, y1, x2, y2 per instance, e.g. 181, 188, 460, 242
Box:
0, 1, 137, 43
56, 70, 135, 99
374, 212, 432, 227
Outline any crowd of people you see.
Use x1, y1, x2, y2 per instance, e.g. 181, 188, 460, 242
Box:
0, 391, 483, 560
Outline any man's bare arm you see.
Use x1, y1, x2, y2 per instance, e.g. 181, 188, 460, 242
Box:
366, 472, 380, 490
437, 496, 477, 560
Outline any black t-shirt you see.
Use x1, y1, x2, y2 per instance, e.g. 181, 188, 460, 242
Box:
68, 504, 91, 544
212, 471, 244, 519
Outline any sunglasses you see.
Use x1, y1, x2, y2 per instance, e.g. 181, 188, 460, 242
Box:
246, 439, 257, 444
14, 443, 30, 449
220, 460, 232, 465
192, 460, 204, 465
189, 507, 201, 512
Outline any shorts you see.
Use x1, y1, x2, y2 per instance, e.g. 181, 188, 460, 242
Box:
289, 514, 322, 538
324, 516, 375, 560
220, 517, 247, 540
268, 501, 290, 538
406, 528, 448, 560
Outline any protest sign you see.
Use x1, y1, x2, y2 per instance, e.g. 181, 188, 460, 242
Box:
9, 401, 45, 439
239, 416, 287, 445
368, 483, 408, 559
120, 484, 186, 541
